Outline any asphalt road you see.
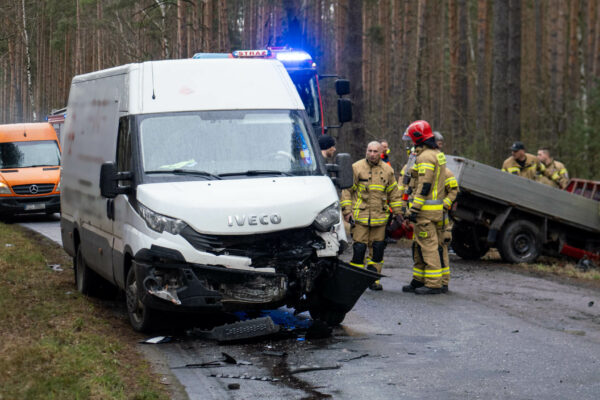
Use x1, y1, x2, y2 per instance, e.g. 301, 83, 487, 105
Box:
17, 216, 600, 400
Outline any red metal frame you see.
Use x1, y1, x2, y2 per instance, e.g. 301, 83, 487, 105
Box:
565, 178, 600, 201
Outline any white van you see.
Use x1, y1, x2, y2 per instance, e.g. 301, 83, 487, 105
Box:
60, 59, 377, 331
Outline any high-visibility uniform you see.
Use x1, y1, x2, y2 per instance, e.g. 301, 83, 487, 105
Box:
408, 146, 447, 289
437, 168, 459, 286
538, 159, 569, 189
501, 153, 542, 180
341, 158, 402, 283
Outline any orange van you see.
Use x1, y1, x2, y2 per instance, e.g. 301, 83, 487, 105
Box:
0, 123, 61, 216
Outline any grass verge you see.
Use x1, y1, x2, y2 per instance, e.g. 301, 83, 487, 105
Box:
0, 222, 170, 400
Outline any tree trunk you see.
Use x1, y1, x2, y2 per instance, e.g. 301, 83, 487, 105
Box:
507, 0, 521, 142
342, 0, 365, 158
475, 0, 488, 136
491, 0, 509, 166
21, 0, 36, 120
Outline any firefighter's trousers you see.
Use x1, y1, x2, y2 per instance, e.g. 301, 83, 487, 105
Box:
412, 216, 442, 288
436, 215, 453, 286
351, 224, 386, 285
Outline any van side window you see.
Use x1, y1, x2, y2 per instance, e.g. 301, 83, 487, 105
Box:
116, 117, 131, 172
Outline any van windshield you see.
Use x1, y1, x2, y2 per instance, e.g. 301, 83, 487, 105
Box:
140, 110, 319, 176
0, 140, 61, 168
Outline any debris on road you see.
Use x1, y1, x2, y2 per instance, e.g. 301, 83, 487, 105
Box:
227, 383, 240, 390
588, 301, 594, 307
189, 316, 280, 342
338, 353, 369, 362
174, 352, 253, 369
289, 364, 340, 374
210, 373, 280, 382
140, 336, 173, 344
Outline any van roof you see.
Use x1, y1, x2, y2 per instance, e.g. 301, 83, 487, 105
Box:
70, 59, 305, 115
0, 123, 58, 143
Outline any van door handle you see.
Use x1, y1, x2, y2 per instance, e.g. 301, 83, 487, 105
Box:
106, 199, 115, 220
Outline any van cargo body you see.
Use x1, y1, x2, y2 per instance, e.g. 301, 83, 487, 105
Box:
61, 59, 373, 331
0, 123, 61, 216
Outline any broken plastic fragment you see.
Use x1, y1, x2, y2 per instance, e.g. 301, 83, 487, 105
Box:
148, 288, 181, 305
140, 336, 172, 344
48, 264, 63, 272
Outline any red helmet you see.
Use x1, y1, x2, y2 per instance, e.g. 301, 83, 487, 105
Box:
404, 120, 433, 145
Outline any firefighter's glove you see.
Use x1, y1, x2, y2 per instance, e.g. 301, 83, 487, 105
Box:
407, 211, 418, 223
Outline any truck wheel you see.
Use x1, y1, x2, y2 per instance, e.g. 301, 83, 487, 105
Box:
498, 220, 542, 263
309, 307, 346, 326
74, 246, 97, 295
125, 267, 155, 332
451, 222, 490, 260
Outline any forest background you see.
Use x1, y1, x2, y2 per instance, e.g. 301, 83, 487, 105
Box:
1, 0, 599, 178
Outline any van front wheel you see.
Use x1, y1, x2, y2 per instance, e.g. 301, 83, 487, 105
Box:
126, 267, 154, 332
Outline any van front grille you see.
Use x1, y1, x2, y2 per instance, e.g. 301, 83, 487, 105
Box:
180, 226, 319, 268
12, 183, 55, 195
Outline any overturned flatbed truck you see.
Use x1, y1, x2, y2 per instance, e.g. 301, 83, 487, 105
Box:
446, 156, 600, 263
60, 59, 377, 332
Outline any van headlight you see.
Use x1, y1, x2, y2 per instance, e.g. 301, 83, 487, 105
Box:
313, 201, 341, 232
138, 203, 187, 235
0, 182, 11, 194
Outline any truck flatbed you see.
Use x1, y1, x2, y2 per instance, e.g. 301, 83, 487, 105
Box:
447, 155, 600, 234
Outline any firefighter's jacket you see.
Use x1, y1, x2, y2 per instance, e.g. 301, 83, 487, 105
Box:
441, 167, 459, 211
539, 159, 569, 189
408, 146, 447, 222
340, 158, 402, 226
501, 153, 542, 180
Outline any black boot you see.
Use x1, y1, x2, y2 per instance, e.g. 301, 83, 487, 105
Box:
441, 285, 449, 293
402, 279, 424, 293
366, 265, 383, 291
415, 286, 442, 295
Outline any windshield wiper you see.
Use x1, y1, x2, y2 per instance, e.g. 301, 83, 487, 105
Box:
26, 164, 57, 168
146, 169, 222, 180
218, 170, 294, 177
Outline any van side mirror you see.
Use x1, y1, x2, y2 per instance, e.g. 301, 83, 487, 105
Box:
326, 153, 353, 189
337, 98, 352, 124
100, 162, 132, 198
335, 79, 350, 96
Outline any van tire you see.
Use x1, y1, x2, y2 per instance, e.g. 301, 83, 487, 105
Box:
126, 267, 155, 332
74, 246, 97, 295
498, 219, 542, 263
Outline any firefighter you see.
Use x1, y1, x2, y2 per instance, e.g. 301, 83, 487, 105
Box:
318, 134, 336, 162
401, 120, 447, 295
380, 139, 392, 166
501, 141, 543, 180
433, 131, 445, 151
537, 148, 569, 189
341, 141, 403, 291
